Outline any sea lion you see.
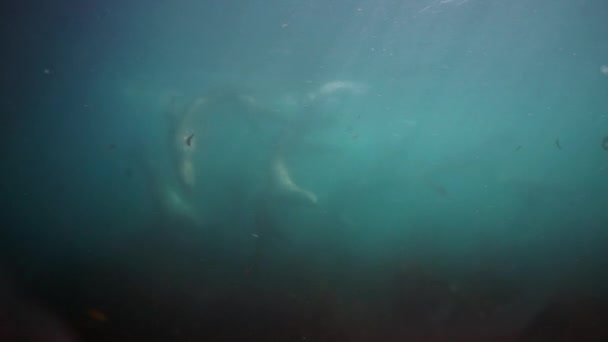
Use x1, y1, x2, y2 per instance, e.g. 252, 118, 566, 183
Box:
185, 133, 194, 146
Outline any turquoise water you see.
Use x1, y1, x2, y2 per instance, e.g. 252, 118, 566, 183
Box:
1, 0, 607, 340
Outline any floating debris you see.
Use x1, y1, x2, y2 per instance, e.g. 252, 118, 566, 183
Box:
603, 136, 608, 151
185, 133, 194, 146
86, 309, 107, 322
555, 138, 562, 150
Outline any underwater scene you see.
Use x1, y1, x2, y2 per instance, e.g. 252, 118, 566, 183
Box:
1, 0, 608, 341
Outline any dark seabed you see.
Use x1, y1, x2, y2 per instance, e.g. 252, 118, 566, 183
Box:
2, 1, 608, 341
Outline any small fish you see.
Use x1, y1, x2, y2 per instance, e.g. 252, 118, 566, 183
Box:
555, 138, 562, 150
602, 136, 608, 151
107, 144, 116, 150
433, 184, 449, 197
185, 133, 194, 146
515, 145, 522, 152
